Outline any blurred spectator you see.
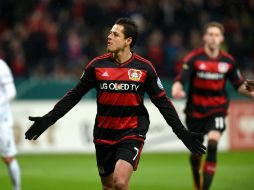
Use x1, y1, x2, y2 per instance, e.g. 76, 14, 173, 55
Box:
164, 31, 184, 78
0, 0, 253, 80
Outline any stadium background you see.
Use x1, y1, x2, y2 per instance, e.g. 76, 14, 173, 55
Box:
0, 0, 254, 189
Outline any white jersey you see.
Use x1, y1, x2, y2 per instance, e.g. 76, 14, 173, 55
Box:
0, 59, 15, 127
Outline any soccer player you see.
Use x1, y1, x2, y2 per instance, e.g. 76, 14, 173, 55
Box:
171, 22, 254, 190
25, 17, 206, 190
0, 59, 21, 190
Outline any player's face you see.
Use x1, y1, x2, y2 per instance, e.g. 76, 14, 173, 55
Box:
107, 24, 131, 53
203, 27, 224, 50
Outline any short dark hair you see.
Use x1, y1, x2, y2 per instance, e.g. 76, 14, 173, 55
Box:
115, 17, 138, 48
203, 22, 225, 34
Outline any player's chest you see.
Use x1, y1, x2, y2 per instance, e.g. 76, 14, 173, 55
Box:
194, 60, 232, 80
95, 67, 147, 92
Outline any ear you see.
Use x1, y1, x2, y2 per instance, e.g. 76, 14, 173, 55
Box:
126, 37, 132, 46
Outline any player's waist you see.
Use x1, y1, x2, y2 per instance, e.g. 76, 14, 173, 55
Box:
185, 108, 227, 119
94, 135, 145, 145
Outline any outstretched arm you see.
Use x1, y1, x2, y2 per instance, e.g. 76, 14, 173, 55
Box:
25, 60, 97, 140
25, 80, 93, 140
145, 62, 205, 155
151, 94, 206, 155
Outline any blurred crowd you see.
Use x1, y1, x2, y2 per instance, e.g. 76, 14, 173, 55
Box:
0, 0, 254, 80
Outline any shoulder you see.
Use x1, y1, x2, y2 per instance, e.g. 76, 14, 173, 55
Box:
0, 59, 9, 69
85, 53, 112, 69
220, 50, 235, 62
0, 59, 11, 74
133, 53, 156, 73
183, 48, 204, 63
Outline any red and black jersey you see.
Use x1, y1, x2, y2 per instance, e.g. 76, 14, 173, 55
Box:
46, 52, 187, 145
175, 47, 244, 118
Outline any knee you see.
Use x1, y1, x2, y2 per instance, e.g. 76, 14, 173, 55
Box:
102, 185, 113, 190
113, 177, 128, 190
2, 157, 14, 165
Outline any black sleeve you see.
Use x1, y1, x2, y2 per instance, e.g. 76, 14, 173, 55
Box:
145, 64, 187, 137
227, 60, 245, 90
174, 54, 195, 85
44, 62, 96, 123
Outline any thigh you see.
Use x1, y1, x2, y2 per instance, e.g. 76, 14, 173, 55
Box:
116, 140, 144, 171
206, 115, 226, 134
95, 144, 116, 177
0, 126, 17, 157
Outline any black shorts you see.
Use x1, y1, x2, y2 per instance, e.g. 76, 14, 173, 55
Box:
186, 114, 226, 143
95, 139, 144, 177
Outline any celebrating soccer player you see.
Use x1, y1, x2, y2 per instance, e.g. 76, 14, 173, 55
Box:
25, 17, 206, 190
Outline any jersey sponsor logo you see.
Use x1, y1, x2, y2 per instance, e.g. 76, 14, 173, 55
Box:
100, 82, 139, 91
157, 77, 164, 89
218, 62, 229, 73
197, 71, 224, 80
128, 69, 142, 81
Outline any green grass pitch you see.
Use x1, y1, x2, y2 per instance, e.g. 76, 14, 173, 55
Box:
1, 151, 254, 190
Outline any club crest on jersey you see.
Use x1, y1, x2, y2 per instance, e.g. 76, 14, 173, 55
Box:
218, 62, 229, 73
128, 69, 142, 81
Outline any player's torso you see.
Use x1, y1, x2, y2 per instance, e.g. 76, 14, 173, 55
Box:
0, 85, 13, 127
187, 53, 234, 117
91, 54, 151, 143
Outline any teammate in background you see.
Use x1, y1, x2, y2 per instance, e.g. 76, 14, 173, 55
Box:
25, 17, 206, 190
171, 22, 254, 190
0, 59, 21, 190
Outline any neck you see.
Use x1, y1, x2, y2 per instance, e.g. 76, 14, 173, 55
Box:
204, 45, 220, 59
113, 49, 132, 64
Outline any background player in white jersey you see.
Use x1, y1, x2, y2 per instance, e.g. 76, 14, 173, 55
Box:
0, 59, 21, 190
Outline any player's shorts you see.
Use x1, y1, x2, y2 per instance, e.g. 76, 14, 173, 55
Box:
186, 114, 226, 143
95, 139, 144, 177
0, 125, 17, 157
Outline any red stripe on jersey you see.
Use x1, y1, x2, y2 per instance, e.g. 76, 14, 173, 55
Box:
151, 90, 166, 99
95, 68, 147, 83
94, 135, 145, 145
98, 116, 138, 129
98, 92, 140, 106
193, 78, 225, 90
189, 108, 227, 118
192, 94, 226, 107
195, 60, 232, 73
